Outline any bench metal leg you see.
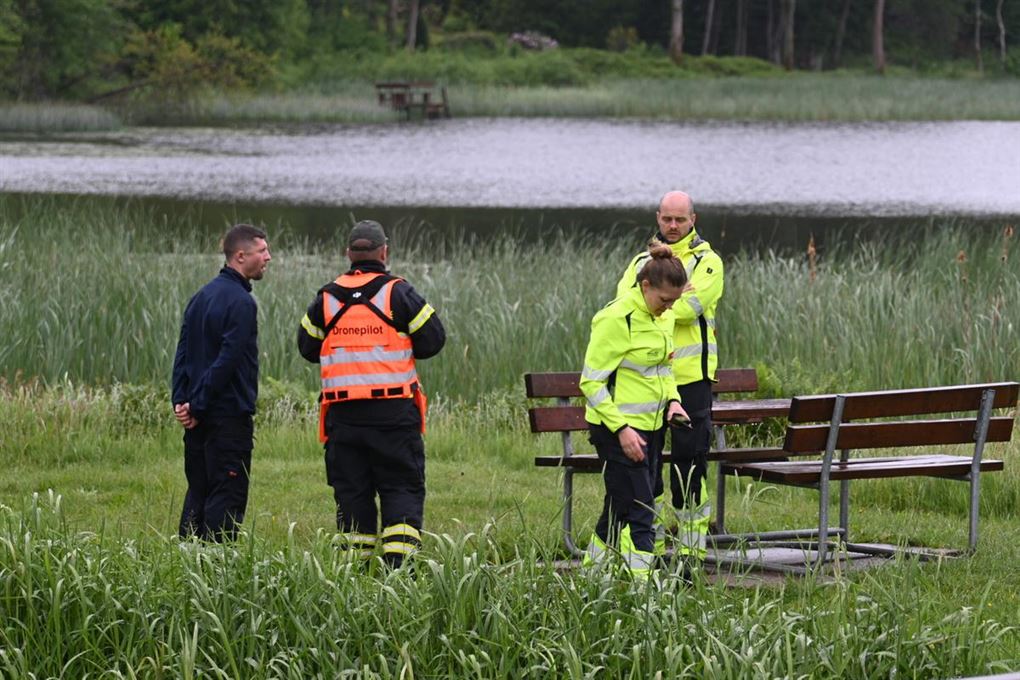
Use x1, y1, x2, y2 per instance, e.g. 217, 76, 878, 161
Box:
969, 388, 995, 553
713, 424, 728, 534
838, 448, 851, 542
562, 467, 584, 558
815, 395, 846, 568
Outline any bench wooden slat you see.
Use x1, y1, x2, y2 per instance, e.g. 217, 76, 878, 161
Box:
529, 406, 586, 433
783, 417, 1015, 453
534, 447, 788, 469
713, 398, 792, 424
788, 383, 1020, 423
529, 401, 795, 433
524, 368, 760, 399
724, 454, 1005, 485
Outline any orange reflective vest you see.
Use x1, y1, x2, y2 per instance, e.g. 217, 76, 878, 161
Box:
318, 271, 425, 441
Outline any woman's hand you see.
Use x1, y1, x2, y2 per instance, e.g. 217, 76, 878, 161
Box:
617, 426, 647, 462
666, 400, 689, 428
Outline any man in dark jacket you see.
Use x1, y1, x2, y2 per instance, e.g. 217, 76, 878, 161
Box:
172, 224, 271, 542
298, 220, 445, 567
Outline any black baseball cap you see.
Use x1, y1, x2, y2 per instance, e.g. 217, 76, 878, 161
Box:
348, 220, 387, 251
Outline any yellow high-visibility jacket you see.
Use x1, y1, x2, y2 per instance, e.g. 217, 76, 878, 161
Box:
581, 286, 679, 433
616, 229, 724, 385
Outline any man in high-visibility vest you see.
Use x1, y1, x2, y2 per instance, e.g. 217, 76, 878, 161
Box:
616, 191, 724, 571
298, 220, 445, 567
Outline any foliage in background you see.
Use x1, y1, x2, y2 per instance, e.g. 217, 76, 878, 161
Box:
1, 0, 1019, 104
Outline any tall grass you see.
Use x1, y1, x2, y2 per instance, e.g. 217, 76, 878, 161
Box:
0, 196, 1017, 402
0, 103, 123, 132
1, 491, 1018, 678
128, 75, 1020, 125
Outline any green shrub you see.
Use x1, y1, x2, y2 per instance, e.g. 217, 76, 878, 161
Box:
434, 30, 501, 54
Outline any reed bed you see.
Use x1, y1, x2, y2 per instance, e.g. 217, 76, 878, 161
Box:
0, 196, 1017, 403
0, 103, 122, 132
136, 75, 1020, 125
1, 491, 1018, 678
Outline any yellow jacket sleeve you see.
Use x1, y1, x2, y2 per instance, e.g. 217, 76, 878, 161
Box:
672, 251, 724, 325
580, 312, 628, 433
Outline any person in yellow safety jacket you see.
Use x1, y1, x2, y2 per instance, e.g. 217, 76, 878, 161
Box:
615, 191, 724, 569
581, 243, 690, 579
297, 220, 446, 569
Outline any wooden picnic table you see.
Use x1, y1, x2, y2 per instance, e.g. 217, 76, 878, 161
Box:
374, 81, 450, 119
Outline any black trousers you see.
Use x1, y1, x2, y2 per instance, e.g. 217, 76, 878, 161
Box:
669, 379, 713, 510
589, 423, 664, 554
325, 420, 426, 553
179, 415, 253, 542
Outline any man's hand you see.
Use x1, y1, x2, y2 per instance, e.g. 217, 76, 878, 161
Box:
174, 403, 199, 429
617, 426, 646, 463
682, 282, 696, 294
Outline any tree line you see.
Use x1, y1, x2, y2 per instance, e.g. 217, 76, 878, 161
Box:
0, 0, 1016, 101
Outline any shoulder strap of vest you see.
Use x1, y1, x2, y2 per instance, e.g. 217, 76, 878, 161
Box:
320, 274, 400, 335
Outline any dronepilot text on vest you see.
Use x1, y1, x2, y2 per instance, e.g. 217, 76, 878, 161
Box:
332, 324, 386, 336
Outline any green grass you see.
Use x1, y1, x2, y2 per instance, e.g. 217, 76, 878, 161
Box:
1, 382, 1020, 677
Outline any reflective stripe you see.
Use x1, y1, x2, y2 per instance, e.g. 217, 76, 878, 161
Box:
676, 504, 710, 556
323, 370, 418, 388
370, 285, 389, 310
582, 365, 615, 381
408, 304, 435, 334
624, 550, 654, 572
326, 295, 340, 317
618, 401, 662, 415
302, 314, 325, 340
583, 534, 608, 566
321, 347, 413, 366
586, 386, 611, 409
381, 523, 421, 541
337, 532, 377, 545
707, 318, 717, 330
382, 541, 420, 555
673, 344, 703, 359
686, 295, 704, 316
619, 359, 672, 378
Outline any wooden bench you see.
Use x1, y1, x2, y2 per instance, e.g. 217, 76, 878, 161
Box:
721, 382, 1018, 567
526, 368, 790, 557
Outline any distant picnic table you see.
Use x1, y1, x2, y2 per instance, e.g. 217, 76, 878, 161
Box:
374, 81, 450, 120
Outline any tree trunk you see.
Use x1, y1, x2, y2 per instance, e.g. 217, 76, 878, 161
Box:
873, 0, 886, 74
387, 0, 398, 45
670, 0, 685, 64
406, 0, 420, 50
734, 0, 748, 56
833, 0, 852, 68
701, 0, 716, 55
767, 0, 778, 64
781, 0, 796, 70
996, 0, 1006, 66
975, 0, 983, 73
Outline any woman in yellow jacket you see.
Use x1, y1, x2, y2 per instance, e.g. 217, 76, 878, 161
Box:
580, 243, 689, 578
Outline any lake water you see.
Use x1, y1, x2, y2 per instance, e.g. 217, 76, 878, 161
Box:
2, 119, 1018, 250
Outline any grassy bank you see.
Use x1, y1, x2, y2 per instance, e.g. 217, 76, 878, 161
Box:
6, 72, 1020, 130
1, 196, 1017, 400
1, 383, 1020, 677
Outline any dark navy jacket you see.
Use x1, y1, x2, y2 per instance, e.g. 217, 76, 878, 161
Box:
172, 267, 259, 418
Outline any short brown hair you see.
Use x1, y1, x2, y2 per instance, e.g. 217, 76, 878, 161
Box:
222, 224, 267, 260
